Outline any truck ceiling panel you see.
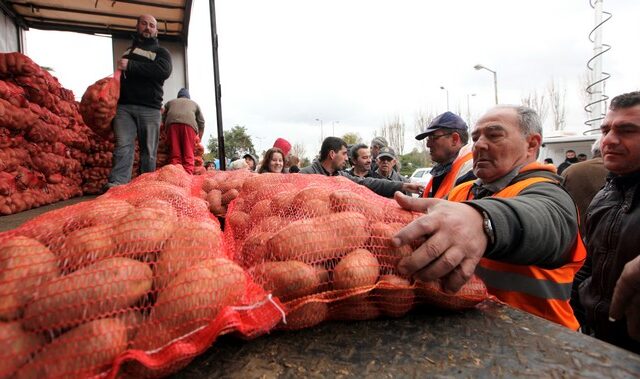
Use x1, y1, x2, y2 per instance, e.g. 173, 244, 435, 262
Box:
3, 0, 190, 41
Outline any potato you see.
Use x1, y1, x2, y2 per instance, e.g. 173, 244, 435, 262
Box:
227, 211, 250, 240
0, 321, 45, 378
291, 186, 331, 209
112, 208, 176, 258
368, 222, 413, 269
221, 188, 239, 205
58, 224, 114, 273
156, 164, 191, 188
155, 221, 223, 289
383, 204, 419, 225
150, 259, 246, 342
268, 212, 369, 264
201, 177, 219, 193
22, 258, 152, 331
251, 261, 319, 302
0, 236, 59, 320
297, 198, 332, 218
178, 196, 211, 219
281, 301, 328, 330
249, 199, 272, 224
414, 275, 488, 310
314, 265, 332, 292
135, 199, 178, 219
372, 274, 414, 317
330, 297, 380, 321
332, 249, 380, 290
63, 199, 133, 234
329, 190, 384, 220
270, 190, 296, 216
239, 231, 274, 268
14, 318, 127, 379
207, 189, 223, 214
255, 215, 287, 233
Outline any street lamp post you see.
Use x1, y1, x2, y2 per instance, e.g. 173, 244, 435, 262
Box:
315, 118, 324, 142
332, 121, 339, 136
440, 86, 450, 110
473, 64, 498, 104
466, 93, 476, 126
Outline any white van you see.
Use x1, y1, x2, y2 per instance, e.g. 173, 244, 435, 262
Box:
539, 134, 599, 166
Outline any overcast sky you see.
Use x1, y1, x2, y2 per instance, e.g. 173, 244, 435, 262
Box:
25, 0, 640, 161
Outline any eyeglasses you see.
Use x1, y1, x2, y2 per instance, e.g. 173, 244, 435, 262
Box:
426, 133, 453, 142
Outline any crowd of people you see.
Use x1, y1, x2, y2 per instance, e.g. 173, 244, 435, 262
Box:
104, 13, 639, 355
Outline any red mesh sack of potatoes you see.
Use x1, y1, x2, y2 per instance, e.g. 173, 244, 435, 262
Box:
223, 173, 490, 330
79, 70, 121, 138
0, 164, 284, 378
197, 169, 257, 217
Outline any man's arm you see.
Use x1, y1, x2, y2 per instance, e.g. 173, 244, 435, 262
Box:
195, 104, 205, 139
465, 182, 578, 268
610, 255, 640, 342
340, 172, 420, 197
126, 47, 172, 80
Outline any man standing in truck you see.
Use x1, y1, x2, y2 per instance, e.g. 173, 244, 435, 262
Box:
105, 14, 173, 190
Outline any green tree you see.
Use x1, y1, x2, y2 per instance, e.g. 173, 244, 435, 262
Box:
341, 132, 362, 145
399, 148, 430, 176
207, 125, 256, 159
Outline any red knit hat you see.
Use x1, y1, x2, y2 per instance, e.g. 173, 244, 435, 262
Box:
273, 138, 292, 156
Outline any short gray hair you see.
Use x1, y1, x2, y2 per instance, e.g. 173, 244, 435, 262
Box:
496, 105, 543, 137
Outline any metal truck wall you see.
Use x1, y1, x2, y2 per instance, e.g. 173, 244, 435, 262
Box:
0, 10, 20, 52
112, 37, 186, 105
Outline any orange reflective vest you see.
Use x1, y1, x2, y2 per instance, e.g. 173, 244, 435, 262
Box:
422, 151, 473, 199
448, 162, 586, 330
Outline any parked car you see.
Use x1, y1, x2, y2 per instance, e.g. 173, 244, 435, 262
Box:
409, 167, 432, 187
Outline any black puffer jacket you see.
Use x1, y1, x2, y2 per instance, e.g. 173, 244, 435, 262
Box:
577, 171, 640, 353
119, 36, 172, 109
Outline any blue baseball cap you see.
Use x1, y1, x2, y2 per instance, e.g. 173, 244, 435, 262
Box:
415, 111, 468, 140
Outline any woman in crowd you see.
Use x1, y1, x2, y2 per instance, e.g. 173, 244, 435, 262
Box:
258, 148, 285, 173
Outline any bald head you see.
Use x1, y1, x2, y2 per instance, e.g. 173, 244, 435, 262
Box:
137, 14, 158, 39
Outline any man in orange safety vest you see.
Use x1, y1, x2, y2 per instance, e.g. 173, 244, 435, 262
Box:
393, 105, 585, 329
415, 112, 475, 198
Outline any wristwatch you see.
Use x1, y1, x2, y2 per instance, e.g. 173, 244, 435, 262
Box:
481, 210, 495, 246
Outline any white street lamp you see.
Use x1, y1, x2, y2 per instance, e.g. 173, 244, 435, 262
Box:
474, 64, 498, 104
440, 86, 450, 110
315, 118, 324, 142
466, 93, 476, 126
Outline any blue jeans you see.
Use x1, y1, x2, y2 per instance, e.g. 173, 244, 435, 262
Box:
108, 104, 161, 185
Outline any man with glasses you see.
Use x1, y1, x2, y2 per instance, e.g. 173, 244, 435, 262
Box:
374, 147, 407, 183
415, 112, 475, 198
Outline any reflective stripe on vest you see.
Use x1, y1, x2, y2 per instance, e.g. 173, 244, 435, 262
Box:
422, 151, 473, 199
447, 162, 586, 329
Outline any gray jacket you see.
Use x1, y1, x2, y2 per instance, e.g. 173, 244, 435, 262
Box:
300, 160, 404, 198
464, 169, 578, 268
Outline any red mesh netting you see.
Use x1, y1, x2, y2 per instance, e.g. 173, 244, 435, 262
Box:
224, 173, 490, 330
79, 71, 120, 138
1, 167, 489, 378
0, 165, 283, 378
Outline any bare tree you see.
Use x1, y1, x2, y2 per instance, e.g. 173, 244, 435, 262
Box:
414, 110, 436, 151
548, 79, 567, 131
521, 90, 549, 125
379, 116, 405, 155
291, 142, 306, 161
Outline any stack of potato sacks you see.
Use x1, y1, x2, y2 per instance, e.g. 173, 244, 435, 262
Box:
0, 165, 283, 378
0, 53, 92, 214
0, 165, 489, 378
225, 173, 490, 330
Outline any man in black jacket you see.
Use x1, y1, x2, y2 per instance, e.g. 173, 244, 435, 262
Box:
575, 91, 640, 353
106, 14, 173, 189
300, 137, 421, 197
